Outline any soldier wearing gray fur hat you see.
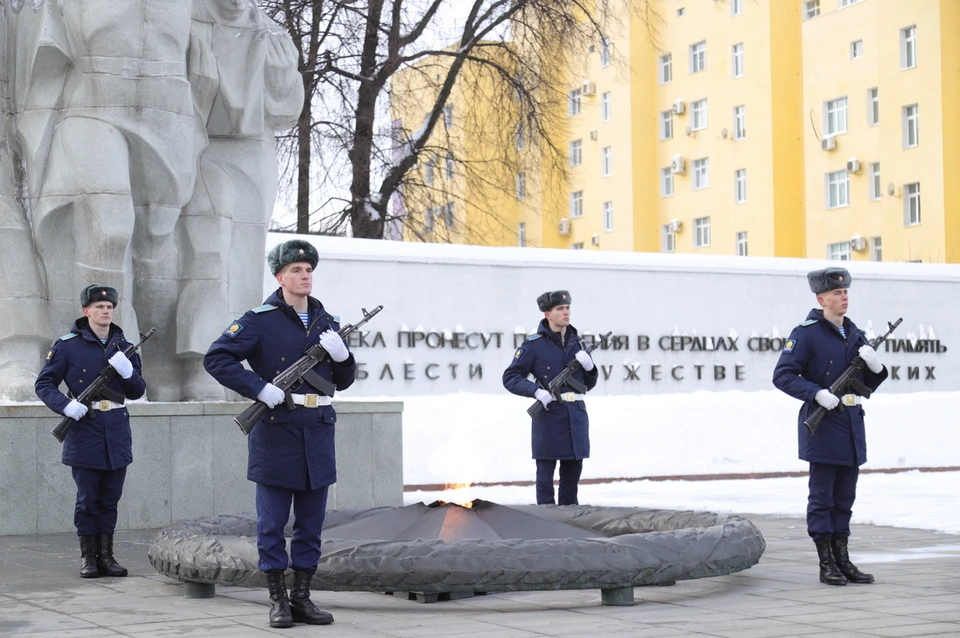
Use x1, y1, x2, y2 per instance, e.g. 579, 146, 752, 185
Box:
773, 266, 888, 587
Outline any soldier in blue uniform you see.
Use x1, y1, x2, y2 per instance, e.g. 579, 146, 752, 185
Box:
35, 284, 146, 579
203, 239, 354, 628
503, 290, 598, 506
773, 267, 887, 586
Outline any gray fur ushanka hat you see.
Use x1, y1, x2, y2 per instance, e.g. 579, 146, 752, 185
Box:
537, 290, 571, 311
268, 239, 319, 275
807, 267, 851, 294
81, 284, 118, 307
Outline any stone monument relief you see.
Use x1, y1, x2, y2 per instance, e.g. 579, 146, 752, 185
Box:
0, 0, 303, 401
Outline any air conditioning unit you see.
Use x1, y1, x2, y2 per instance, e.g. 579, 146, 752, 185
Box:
670, 155, 686, 175
887, 182, 899, 197
589, 129, 598, 141
850, 235, 868, 252
591, 234, 600, 246
581, 81, 596, 96
667, 218, 682, 233
558, 218, 571, 236
847, 158, 861, 174
672, 100, 686, 115
821, 136, 836, 151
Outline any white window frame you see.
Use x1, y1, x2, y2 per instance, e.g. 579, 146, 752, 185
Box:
659, 53, 672, 84
826, 170, 850, 209
903, 104, 919, 148
689, 41, 707, 74
518, 222, 526, 247
425, 157, 435, 185
660, 110, 673, 140
850, 40, 863, 60
900, 25, 917, 70
603, 201, 613, 232
570, 190, 584, 218
515, 122, 525, 150
828, 241, 851, 261
660, 167, 674, 197
569, 139, 583, 167
732, 43, 744, 78
691, 98, 708, 131
571, 242, 585, 250
871, 236, 882, 261
868, 162, 881, 201
803, 0, 820, 20
601, 146, 612, 177
735, 168, 747, 203
825, 97, 848, 135
601, 91, 612, 122
662, 226, 676, 252
904, 182, 921, 226
445, 152, 455, 179
732, 0, 742, 16
867, 88, 879, 126
694, 216, 711, 248
425, 207, 436, 232
733, 105, 745, 140
736, 231, 748, 256
516, 172, 526, 199
444, 202, 455, 227
568, 88, 582, 116
692, 158, 710, 190
839, 0, 863, 6
600, 36, 611, 67
443, 104, 454, 129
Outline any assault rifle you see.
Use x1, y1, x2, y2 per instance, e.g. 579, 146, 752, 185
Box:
526, 331, 612, 419
804, 317, 902, 436
51, 327, 156, 443
234, 305, 383, 435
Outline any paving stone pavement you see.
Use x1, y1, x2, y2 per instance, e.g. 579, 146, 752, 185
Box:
1, 515, 958, 637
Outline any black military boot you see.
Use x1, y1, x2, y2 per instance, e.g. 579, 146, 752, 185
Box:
96, 534, 128, 577
79, 535, 99, 579
290, 569, 334, 625
264, 570, 294, 628
832, 536, 875, 584
814, 538, 847, 586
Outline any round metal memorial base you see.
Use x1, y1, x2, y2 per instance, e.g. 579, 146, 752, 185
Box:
148, 501, 766, 604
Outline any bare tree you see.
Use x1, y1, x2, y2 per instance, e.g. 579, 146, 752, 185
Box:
260, 0, 657, 239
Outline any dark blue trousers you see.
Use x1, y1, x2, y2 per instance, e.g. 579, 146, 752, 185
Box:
71, 467, 127, 536
256, 482, 329, 572
536, 460, 583, 505
807, 461, 859, 542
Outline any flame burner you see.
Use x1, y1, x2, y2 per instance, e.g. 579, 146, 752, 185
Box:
149, 501, 766, 606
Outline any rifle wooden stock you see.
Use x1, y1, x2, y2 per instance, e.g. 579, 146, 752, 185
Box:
804, 318, 902, 435
51, 327, 156, 443
525, 332, 612, 419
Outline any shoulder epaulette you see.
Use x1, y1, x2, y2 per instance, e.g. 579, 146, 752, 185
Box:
252, 304, 277, 313
59, 333, 78, 341
525, 334, 542, 341
800, 319, 818, 327
330, 315, 340, 322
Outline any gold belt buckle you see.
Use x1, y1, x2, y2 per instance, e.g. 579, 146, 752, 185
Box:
304, 394, 319, 408
842, 394, 857, 407
560, 392, 575, 402
98, 400, 111, 411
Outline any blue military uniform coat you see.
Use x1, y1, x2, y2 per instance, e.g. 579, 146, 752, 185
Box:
503, 320, 598, 460
773, 309, 888, 467
203, 289, 356, 491
35, 319, 146, 470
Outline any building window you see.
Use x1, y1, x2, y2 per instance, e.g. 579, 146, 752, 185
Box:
601, 91, 612, 121
694, 217, 711, 248
803, 0, 820, 19
659, 111, 673, 140
904, 182, 920, 225
839, 0, 863, 6
515, 122, 525, 150
732, 43, 744, 78
689, 41, 706, 74
692, 158, 709, 190
677, 7, 685, 17
825, 97, 848, 135
733, 105, 745, 140
732, 0, 742, 16
900, 26, 917, 69
735, 168, 747, 203
871, 236, 882, 262
568, 88, 582, 116
571, 242, 585, 250
828, 241, 851, 261
518, 222, 526, 247
868, 162, 881, 201
867, 88, 879, 126
569, 139, 583, 167
445, 152, 455, 178
601, 146, 612, 177
603, 201, 613, 231
662, 226, 676, 252
443, 104, 454, 129
444, 202, 455, 227
659, 53, 672, 84
691, 98, 708, 130
903, 104, 919, 148
516, 172, 526, 199
661, 167, 674, 197
570, 190, 583, 218
600, 37, 611, 67
736, 231, 748, 256
826, 170, 850, 209
850, 40, 863, 59
425, 156, 435, 185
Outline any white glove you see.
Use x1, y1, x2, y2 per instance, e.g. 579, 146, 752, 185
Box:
257, 383, 285, 408
534, 388, 554, 408
64, 399, 88, 421
815, 389, 839, 411
858, 344, 883, 374
108, 351, 134, 379
319, 330, 349, 363
575, 350, 594, 372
